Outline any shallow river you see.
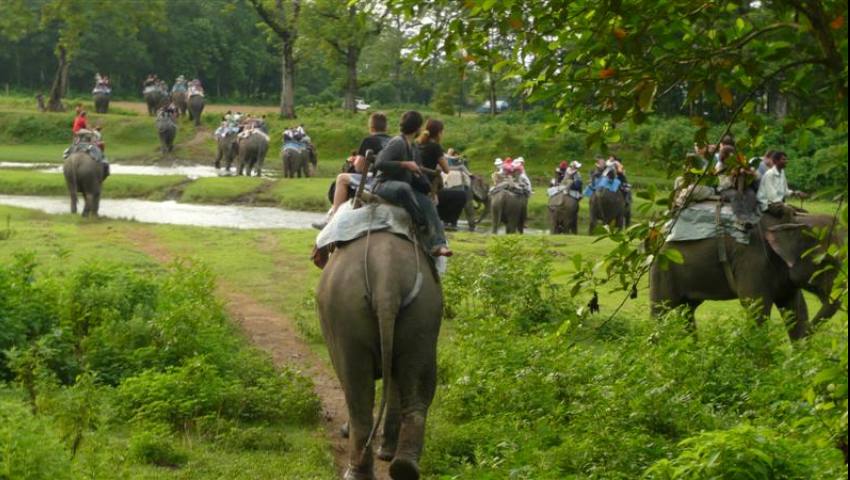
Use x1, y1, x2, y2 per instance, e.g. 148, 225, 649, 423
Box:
0, 162, 277, 179
0, 195, 325, 229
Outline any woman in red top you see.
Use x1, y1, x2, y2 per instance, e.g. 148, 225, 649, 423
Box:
72, 111, 88, 134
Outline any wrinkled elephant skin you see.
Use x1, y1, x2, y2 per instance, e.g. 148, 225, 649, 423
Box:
491, 189, 528, 234
63, 152, 105, 217
549, 192, 580, 234
650, 214, 843, 340
238, 133, 269, 177
317, 232, 442, 480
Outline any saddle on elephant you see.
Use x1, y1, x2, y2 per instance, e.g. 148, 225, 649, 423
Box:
311, 197, 446, 275
238, 127, 270, 142
490, 173, 530, 197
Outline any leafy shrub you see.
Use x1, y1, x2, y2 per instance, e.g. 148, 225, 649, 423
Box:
786, 141, 849, 194
0, 399, 72, 480
643, 425, 815, 479
128, 427, 189, 468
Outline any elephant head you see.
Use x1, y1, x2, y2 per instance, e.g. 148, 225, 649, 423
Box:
765, 219, 844, 326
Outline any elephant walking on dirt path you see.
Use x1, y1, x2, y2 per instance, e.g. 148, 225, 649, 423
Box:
156, 113, 177, 153
64, 152, 106, 217
317, 231, 442, 480
650, 214, 843, 340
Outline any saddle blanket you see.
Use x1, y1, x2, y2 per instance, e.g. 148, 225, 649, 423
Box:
143, 86, 164, 95
584, 177, 621, 197
92, 86, 111, 94
63, 143, 104, 163
490, 182, 530, 197
316, 201, 447, 275
547, 186, 582, 199
238, 129, 270, 142
283, 141, 307, 151
665, 201, 751, 244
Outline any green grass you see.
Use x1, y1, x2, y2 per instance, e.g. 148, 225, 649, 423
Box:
256, 178, 332, 211
0, 170, 186, 198
180, 176, 268, 204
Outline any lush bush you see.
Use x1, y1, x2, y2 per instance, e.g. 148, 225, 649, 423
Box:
424, 238, 848, 479
0, 255, 322, 470
786, 141, 849, 194
0, 399, 72, 480
644, 425, 815, 479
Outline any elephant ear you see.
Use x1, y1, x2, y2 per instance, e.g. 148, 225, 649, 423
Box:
765, 223, 808, 268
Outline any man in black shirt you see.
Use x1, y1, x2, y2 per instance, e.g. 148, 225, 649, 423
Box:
315, 113, 392, 229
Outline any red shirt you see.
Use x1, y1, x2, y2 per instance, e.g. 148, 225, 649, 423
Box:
72, 115, 87, 133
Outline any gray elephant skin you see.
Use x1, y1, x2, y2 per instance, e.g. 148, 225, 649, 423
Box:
215, 131, 239, 171
491, 189, 528, 234
549, 191, 580, 234
93, 92, 110, 114
317, 231, 442, 480
237, 133, 268, 176
437, 187, 475, 230
650, 214, 843, 340
188, 95, 204, 126
589, 188, 625, 233
63, 151, 105, 217
144, 90, 167, 116
282, 146, 312, 178
156, 115, 177, 153
171, 91, 188, 117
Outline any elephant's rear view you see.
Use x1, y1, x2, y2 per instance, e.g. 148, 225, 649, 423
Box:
589, 188, 625, 233
315, 201, 443, 480
63, 151, 106, 217
491, 188, 529, 234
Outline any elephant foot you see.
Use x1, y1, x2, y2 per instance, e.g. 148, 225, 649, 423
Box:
343, 464, 374, 480
389, 457, 419, 480
377, 445, 395, 462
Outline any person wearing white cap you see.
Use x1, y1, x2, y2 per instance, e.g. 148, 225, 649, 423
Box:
563, 161, 584, 198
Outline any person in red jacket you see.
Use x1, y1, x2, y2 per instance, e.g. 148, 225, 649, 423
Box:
72, 111, 88, 134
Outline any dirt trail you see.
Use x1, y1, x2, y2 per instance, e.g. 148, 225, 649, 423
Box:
122, 227, 391, 480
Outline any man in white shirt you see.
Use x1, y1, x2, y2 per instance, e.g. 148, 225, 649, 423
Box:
758, 151, 803, 219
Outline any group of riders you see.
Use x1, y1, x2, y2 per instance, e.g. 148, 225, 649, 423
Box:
143, 74, 204, 98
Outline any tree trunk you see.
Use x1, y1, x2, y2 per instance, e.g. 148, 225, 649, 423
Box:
343, 47, 359, 113
487, 65, 497, 116
280, 40, 297, 118
47, 46, 68, 112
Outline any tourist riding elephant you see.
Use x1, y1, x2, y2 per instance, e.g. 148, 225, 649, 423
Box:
93, 92, 110, 114
188, 94, 204, 127
282, 145, 312, 178
156, 114, 177, 153
144, 89, 167, 116
172, 91, 188, 117
491, 189, 528, 234
650, 214, 843, 340
589, 188, 626, 233
317, 231, 442, 480
549, 190, 580, 234
237, 132, 269, 176
63, 151, 106, 217
215, 131, 239, 172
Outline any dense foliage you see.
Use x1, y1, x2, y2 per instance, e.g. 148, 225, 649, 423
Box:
0, 254, 321, 475
426, 239, 848, 479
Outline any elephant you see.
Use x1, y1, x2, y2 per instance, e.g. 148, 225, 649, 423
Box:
144, 90, 167, 116
437, 187, 476, 231
588, 188, 626, 233
188, 94, 204, 127
490, 189, 528, 234
650, 213, 843, 340
470, 175, 490, 224
317, 231, 442, 480
282, 145, 312, 178
171, 91, 188, 117
549, 190, 580, 234
63, 151, 106, 217
156, 114, 177, 153
237, 132, 269, 176
214, 131, 239, 171
93, 92, 110, 114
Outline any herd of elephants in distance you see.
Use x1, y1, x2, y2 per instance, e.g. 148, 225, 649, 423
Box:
56, 75, 844, 480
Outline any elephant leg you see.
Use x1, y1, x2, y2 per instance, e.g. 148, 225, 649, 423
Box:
463, 192, 476, 231
776, 290, 810, 340
378, 382, 401, 462
69, 192, 78, 214
491, 209, 499, 234
341, 362, 377, 480
81, 193, 92, 217
90, 192, 101, 217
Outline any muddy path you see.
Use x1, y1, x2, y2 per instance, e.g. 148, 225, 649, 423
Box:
122, 227, 391, 480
